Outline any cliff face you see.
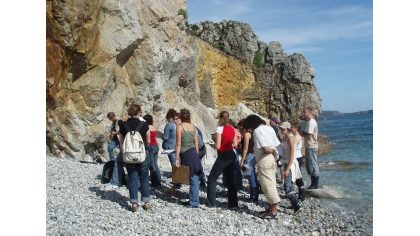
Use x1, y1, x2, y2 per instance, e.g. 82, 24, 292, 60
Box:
190, 21, 322, 120
46, 0, 324, 160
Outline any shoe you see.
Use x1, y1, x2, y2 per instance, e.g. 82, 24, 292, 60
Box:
103, 183, 119, 191
200, 181, 207, 189
307, 176, 319, 190
142, 202, 153, 210
150, 183, 162, 188
131, 203, 139, 212
228, 205, 239, 211
259, 211, 277, 220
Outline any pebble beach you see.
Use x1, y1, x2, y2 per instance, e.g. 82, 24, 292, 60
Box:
46, 156, 373, 236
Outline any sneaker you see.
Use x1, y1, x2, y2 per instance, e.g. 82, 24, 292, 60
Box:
142, 202, 153, 210
103, 183, 119, 191
131, 203, 139, 212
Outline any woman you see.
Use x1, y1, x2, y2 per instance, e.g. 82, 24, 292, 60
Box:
239, 120, 259, 203
117, 103, 152, 212
163, 109, 182, 192
206, 111, 239, 209
243, 115, 280, 219
279, 121, 303, 214
144, 114, 161, 187
291, 121, 306, 201
162, 109, 178, 166
175, 109, 203, 208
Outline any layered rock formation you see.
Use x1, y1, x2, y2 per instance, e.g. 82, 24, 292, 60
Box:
190, 21, 321, 120
46, 0, 324, 160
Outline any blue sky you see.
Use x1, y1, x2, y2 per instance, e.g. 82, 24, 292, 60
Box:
188, 0, 372, 113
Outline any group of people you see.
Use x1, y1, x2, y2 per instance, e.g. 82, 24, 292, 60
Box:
103, 103, 320, 219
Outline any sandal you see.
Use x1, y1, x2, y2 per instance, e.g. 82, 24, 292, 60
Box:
142, 202, 153, 210
258, 211, 277, 220
131, 203, 139, 212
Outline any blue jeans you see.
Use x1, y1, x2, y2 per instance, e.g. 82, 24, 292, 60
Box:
283, 168, 295, 194
243, 154, 258, 188
110, 151, 123, 186
148, 145, 161, 186
125, 160, 150, 204
189, 175, 200, 207
206, 150, 238, 208
107, 139, 119, 161
167, 153, 176, 167
167, 152, 180, 189
305, 148, 319, 176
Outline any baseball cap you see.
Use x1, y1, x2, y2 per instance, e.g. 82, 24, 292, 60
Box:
279, 121, 291, 129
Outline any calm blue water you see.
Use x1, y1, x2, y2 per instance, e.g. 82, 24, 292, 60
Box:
312, 112, 373, 216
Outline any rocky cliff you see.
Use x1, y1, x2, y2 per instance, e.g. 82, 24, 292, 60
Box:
189, 20, 322, 120
46, 0, 324, 160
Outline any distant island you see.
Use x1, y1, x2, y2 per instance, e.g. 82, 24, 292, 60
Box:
318, 110, 373, 119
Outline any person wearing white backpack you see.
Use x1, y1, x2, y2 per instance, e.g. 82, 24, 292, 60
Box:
117, 103, 152, 212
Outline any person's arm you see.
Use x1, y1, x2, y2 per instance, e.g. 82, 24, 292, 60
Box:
146, 128, 151, 146
284, 135, 295, 179
117, 133, 124, 146
232, 133, 239, 148
262, 146, 275, 154
194, 128, 199, 153
163, 123, 170, 140
215, 133, 222, 150
240, 132, 250, 168
175, 125, 182, 167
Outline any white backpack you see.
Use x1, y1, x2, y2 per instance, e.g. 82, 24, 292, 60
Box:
122, 122, 147, 163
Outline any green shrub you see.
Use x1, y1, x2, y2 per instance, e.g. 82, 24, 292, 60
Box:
178, 9, 188, 19
253, 50, 264, 68
190, 24, 199, 31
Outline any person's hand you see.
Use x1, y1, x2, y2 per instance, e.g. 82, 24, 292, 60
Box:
240, 159, 245, 169
175, 158, 180, 168
283, 168, 290, 180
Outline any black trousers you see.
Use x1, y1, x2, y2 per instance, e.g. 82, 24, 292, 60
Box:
206, 150, 238, 208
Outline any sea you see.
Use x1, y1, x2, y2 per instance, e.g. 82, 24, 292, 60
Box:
308, 111, 373, 216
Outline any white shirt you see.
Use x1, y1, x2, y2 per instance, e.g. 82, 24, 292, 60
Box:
253, 125, 281, 158
295, 134, 303, 158
302, 118, 318, 149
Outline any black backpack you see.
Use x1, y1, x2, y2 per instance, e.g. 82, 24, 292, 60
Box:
195, 127, 207, 159
101, 160, 128, 186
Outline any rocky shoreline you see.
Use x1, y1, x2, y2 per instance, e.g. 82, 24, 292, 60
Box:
47, 155, 372, 235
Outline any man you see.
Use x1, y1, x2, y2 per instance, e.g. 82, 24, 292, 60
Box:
103, 112, 124, 190
301, 107, 320, 190
269, 117, 281, 141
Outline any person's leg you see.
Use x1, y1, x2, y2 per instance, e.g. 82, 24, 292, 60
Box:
306, 148, 320, 189
107, 139, 117, 161
126, 164, 139, 207
110, 151, 123, 186
295, 178, 305, 201
199, 157, 207, 187
224, 153, 238, 208
167, 153, 180, 190
138, 158, 151, 204
256, 154, 280, 215
167, 153, 176, 167
206, 154, 230, 207
245, 154, 258, 202
189, 175, 200, 207
234, 156, 243, 190
283, 168, 301, 213
149, 145, 161, 187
